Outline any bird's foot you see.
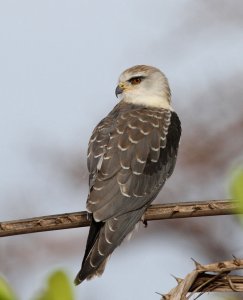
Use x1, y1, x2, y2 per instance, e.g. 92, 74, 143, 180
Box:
141, 215, 148, 228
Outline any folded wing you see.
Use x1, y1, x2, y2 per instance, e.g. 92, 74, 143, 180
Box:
75, 104, 181, 284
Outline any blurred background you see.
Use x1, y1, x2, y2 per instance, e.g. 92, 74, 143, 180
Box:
0, 0, 243, 299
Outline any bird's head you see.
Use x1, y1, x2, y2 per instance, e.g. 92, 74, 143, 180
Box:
115, 65, 172, 109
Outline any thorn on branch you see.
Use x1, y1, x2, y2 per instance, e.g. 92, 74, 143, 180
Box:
161, 294, 170, 300
191, 258, 204, 270
171, 274, 183, 284
233, 255, 241, 266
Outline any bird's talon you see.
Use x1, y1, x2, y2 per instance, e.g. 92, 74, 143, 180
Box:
141, 214, 148, 227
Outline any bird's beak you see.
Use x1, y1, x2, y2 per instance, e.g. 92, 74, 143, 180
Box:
115, 82, 126, 98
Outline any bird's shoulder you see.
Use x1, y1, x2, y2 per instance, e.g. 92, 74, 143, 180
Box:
87, 103, 174, 163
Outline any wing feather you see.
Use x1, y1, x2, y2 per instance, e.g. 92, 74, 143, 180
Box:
87, 106, 180, 222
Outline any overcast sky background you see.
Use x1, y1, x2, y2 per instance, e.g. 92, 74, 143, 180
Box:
0, 1, 243, 299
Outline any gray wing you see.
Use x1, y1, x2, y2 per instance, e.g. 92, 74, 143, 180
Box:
87, 106, 180, 222
75, 105, 181, 284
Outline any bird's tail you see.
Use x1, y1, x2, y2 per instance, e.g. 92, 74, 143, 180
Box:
74, 208, 146, 285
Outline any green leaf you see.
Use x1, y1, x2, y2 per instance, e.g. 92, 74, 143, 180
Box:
230, 167, 243, 223
0, 277, 17, 300
35, 270, 74, 300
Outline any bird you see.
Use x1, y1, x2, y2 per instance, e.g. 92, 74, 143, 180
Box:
75, 65, 181, 285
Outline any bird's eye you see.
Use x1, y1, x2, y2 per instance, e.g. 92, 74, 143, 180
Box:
129, 76, 143, 85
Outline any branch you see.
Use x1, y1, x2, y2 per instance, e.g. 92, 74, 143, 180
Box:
161, 258, 243, 299
0, 200, 241, 238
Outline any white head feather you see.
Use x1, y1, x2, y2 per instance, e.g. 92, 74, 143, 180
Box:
117, 65, 172, 110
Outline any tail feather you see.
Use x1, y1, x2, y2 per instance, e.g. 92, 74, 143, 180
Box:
82, 217, 104, 269
74, 208, 146, 285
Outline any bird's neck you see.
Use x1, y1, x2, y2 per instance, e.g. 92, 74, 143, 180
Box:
122, 94, 173, 110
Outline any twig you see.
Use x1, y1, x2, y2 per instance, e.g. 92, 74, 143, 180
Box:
162, 258, 243, 299
0, 199, 241, 237
190, 274, 243, 292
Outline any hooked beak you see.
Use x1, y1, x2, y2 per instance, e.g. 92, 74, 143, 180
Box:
115, 83, 126, 98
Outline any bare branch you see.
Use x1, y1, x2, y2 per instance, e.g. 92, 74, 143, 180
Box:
0, 200, 241, 238
162, 258, 243, 299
